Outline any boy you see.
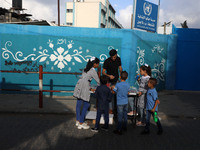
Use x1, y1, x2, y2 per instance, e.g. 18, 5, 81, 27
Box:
91, 75, 113, 132
141, 78, 163, 135
112, 71, 130, 135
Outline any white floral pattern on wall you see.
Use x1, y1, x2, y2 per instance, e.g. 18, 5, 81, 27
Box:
2, 39, 119, 71
136, 43, 167, 86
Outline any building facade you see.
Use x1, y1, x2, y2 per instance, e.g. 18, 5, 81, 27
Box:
66, 0, 123, 28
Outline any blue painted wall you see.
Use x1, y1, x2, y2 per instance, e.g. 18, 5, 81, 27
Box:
0, 24, 177, 95
173, 28, 200, 91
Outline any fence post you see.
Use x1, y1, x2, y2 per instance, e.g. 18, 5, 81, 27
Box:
39, 65, 43, 108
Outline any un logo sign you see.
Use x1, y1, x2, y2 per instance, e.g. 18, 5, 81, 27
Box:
143, 2, 152, 16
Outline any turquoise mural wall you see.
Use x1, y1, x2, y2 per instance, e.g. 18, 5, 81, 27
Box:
135, 40, 168, 90
0, 24, 177, 95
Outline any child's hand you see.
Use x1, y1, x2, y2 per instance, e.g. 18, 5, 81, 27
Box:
138, 91, 142, 96
111, 85, 115, 90
151, 109, 155, 113
157, 100, 160, 104
136, 74, 140, 81
109, 75, 115, 80
111, 86, 115, 94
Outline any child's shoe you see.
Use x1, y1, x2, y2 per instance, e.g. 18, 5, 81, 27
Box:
78, 122, 90, 129
75, 121, 79, 126
127, 111, 134, 116
136, 121, 146, 126
91, 128, 99, 132
127, 110, 137, 116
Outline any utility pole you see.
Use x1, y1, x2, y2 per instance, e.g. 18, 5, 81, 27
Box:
131, 14, 133, 29
58, 0, 60, 26
162, 21, 172, 35
163, 22, 166, 35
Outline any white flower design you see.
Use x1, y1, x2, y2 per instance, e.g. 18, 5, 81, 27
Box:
49, 43, 54, 49
50, 47, 72, 69
2, 39, 117, 72
68, 44, 72, 49
48, 40, 54, 49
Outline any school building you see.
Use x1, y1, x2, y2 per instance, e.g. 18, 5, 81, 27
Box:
66, 0, 123, 28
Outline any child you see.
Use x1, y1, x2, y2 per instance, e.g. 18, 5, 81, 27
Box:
91, 75, 113, 132
113, 71, 130, 135
141, 78, 163, 135
136, 64, 151, 126
73, 57, 100, 129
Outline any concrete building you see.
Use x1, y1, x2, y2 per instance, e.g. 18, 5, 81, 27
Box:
157, 25, 173, 35
66, 0, 123, 29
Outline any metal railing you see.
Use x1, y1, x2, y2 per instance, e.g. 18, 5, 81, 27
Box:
0, 65, 101, 108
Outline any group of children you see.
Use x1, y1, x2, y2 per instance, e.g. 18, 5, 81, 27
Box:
74, 57, 163, 135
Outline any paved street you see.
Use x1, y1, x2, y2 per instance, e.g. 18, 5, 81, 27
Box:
0, 91, 200, 150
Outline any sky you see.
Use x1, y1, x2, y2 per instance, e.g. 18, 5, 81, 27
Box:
1, 0, 200, 29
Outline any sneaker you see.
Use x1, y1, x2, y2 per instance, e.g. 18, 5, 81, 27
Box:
76, 121, 79, 126
127, 112, 134, 116
127, 110, 136, 116
136, 122, 146, 127
137, 123, 146, 127
91, 128, 99, 133
78, 123, 90, 129
101, 127, 108, 131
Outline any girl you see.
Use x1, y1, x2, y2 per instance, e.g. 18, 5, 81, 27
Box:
73, 57, 100, 129
136, 64, 151, 126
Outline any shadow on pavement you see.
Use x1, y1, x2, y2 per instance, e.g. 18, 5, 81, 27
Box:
0, 91, 200, 150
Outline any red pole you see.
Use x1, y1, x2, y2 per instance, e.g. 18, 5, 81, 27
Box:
39, 65, 43, 108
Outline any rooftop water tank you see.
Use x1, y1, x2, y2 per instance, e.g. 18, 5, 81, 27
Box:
12, 0, 22, 10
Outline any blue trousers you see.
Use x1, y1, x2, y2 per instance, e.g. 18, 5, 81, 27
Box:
95, 108, 109, 129
145, 110, 163, 131
117, 104, 128, 131
76, 99, 90, 123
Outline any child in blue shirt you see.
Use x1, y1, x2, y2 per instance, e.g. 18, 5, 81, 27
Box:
91, 75, 113, 132
113, 71, 130, 135
141, 78, 163, 135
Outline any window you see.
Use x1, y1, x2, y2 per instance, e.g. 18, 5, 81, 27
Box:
66, 22, 73, 26
67, 9, 73, 13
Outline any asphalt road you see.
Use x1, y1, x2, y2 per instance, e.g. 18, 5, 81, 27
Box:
0, 112, 199, 150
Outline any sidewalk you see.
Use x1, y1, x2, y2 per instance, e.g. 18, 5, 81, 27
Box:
0, 90, 200, 119
0, 94, 77, 114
